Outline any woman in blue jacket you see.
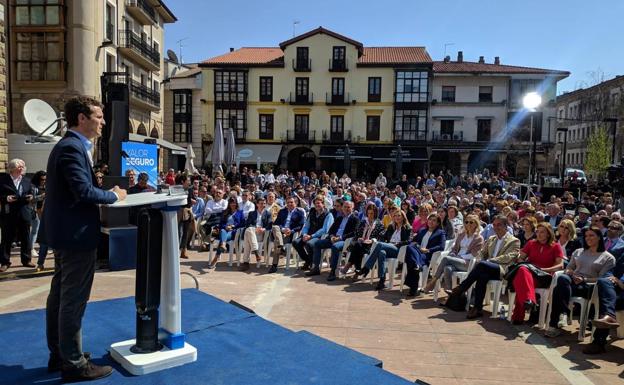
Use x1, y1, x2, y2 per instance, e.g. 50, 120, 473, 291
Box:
404, 212, 447, 296
210, 197, 245, 267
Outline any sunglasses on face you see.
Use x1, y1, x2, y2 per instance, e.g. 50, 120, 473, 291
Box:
464, 221, 476, 225
608, 226, 622, 230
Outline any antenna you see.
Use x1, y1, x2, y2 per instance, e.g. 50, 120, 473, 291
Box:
23, 99, 65, 137
176, 37, 190, 64
292, 20, 300, 37
444, 43, 455, 58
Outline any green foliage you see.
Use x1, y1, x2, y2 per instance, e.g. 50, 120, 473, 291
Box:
585, 125, 612, 178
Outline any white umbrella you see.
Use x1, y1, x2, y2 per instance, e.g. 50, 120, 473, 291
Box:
211, 121, 225, 174
184, 144, 198, 174
224, 127, 236, 172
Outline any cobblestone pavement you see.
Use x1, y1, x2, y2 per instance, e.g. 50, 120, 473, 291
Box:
1, 249, 623, 385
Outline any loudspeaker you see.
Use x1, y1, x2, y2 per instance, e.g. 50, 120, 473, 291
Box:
100, 80, 129, 176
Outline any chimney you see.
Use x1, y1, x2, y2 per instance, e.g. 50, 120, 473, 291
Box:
478, 56, 485, 64
229, 47, 235, 52
494, 56, 500, 65
444, 55, 451, 63
457, 51, 463, 63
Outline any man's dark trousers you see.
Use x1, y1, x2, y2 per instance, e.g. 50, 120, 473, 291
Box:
457, 260, 501, 310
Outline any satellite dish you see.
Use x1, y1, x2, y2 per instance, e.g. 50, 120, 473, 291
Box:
23, 99, 63, 137
167, 49, 179, 64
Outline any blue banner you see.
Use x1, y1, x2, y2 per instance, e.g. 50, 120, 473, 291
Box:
121, 142, 158, 187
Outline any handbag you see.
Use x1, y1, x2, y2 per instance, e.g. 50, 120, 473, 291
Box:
504, 262, 552, 289
443, 291, 467, 312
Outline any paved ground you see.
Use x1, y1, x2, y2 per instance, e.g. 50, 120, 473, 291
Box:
1, 249, 624, 385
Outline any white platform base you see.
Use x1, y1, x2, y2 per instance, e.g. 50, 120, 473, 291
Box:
109, 339, 197, 376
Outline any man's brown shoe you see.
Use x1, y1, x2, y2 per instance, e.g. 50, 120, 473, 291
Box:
23, 262, 36, 268
61, 361, 112, 383
592, 315, 620, 329
0, 264, 9, 272
466, 308, 483, 319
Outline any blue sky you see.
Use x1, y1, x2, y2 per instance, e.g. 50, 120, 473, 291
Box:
163, 0, 623, 93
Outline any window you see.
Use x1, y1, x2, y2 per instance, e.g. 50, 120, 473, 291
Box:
153, 40, 159, 54
259, 114, 274, 140
395, 71, 429, 103
152, 80, 159, 93
394, 109, 427, 141
366, 116, 380, 141
331, 77, 345, 103
368, 77, 381, 102
105, 53, 115, 72
441, 86, 455, 102
330, 115, 344, 141
173, 90, 192, 142
105, 3, 114, 42
477, 119, 491, 141
16, 32, 64, 80
259, 76, 273, 101
295, 77, 309, 103
440, 120, 454, 138
216, 108, 246, 140
479, 86, 493, 102
215, 71, 247, 102
295, 47, 309, 70
15, 0, 63, 26
331, 46, 346, 70
294, 115, 309, 140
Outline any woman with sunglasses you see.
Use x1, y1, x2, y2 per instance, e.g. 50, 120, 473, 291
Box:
423, 214, 483, 293
209, 197, 245, 268
345, 203, 385, 278
557, 219, 582, 261
508, 222, 564, 324
359, 209, 411, 290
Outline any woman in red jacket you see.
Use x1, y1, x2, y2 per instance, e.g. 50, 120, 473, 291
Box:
509, 222, 564, 324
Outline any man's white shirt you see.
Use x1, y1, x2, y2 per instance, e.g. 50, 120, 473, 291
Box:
204, 198, 227, 216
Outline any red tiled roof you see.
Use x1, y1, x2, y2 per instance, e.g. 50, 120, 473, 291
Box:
201, 47, 284, 66
433, 61, 569, 75
358, 47, 432, 64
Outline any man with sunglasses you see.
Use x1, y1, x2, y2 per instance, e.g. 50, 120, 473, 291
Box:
604, 221, 624, 260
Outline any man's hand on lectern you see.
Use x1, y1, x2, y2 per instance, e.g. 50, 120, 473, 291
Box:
112, 185, 127, 201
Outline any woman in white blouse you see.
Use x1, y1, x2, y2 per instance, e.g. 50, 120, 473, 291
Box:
423, 214, 484, 293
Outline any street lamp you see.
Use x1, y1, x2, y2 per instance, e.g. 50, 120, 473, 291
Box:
556, 127, 568, 184
523, 92, 542, 185
604, 117, 619, 165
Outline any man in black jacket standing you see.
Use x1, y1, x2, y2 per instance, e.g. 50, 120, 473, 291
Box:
0, 158, 35, 271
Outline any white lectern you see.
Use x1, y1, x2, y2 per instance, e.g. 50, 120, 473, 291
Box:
106, 191, 197, 375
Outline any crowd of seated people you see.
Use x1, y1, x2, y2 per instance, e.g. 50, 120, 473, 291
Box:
142, 166, 624, 356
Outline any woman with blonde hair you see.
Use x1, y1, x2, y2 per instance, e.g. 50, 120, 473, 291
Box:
412, 203, 433, 233
557, 219, 582, 259
423, 214, 484, 293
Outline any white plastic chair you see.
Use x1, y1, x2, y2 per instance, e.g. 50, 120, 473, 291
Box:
507, 269, 561, 329
444, 239, 454, 252
334, 237, 353, 278
228, 228, 245, 267
386, 245, 408, 289
464, 277, 505, 315
283, 231, 301, 270
361, 240, 380, 285
432, 253, 474, 303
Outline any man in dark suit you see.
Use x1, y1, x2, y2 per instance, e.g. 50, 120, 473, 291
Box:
44, 96, 126, 382
269, 196, 305, 273
239, 197, 273, 271
545, 203, 563, 229
307, 200, 360, 281
0, 159, 35, 270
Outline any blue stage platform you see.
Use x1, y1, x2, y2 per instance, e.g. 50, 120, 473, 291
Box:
0, 289, 413, 385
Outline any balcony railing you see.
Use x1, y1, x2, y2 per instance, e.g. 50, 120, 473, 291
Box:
292, 58, 311, 72
283, 129, 316, 143
394, 132, 427, 142
322, 129, 352, 143
325, 92, 350, 106
289, 92, 314, 105
119, 30, 160, 68
129, 79, 160, 107
126, 0, 156, 24
431, 130, 464, 142
329, 58, 348, 72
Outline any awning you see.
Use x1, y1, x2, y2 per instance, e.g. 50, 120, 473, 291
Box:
372, 146, 428, 161
129, 133, 187, 155
319, 146, 371, 159
206, 144, 283, 164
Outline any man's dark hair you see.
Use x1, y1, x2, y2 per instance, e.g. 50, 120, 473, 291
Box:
64, 96, 103, 127
138, 172, 149, 182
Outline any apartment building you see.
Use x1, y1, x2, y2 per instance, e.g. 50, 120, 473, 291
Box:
169, 27, 569, 179
555, 75, 624, 177
431, 53, 568, 177
8, 0, 176, 164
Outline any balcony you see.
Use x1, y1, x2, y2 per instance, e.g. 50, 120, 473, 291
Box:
325, 92, 350, 106
292, 58, 311, 72
126, 0, 157, 25
431, 131, 464, 142
289, 92, 314, 105
129, 79, 160, 110
393, 132, 427, 143
322, 130, 352, 143
283, 129, 317, 143
329, 58, 348, 72
119, 30, 160, 71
